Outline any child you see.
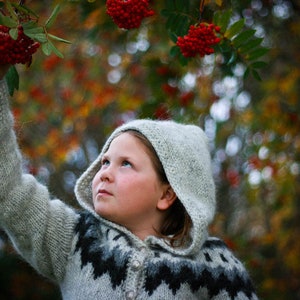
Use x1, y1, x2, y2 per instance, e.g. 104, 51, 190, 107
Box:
0, 68, 258, 299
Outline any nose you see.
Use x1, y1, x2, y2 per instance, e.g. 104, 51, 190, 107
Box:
99, 166, 113, 182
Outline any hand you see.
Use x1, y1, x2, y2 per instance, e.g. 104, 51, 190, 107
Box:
0, 65, 11, 80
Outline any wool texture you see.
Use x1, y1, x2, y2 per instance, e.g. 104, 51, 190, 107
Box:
75, 119, 216, 256
0, 79, 258, 299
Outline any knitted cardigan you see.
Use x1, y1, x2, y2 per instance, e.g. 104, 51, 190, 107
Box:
0, 79, 258, 300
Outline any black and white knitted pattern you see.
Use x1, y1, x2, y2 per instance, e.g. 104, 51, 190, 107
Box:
66, 212, 257, 300
0, 80, 258, 299
75, 119, 216, 256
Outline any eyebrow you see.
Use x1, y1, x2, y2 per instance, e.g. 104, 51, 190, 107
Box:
102, 153, 133, 161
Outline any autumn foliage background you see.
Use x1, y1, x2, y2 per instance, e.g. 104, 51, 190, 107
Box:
0, 0, 300, 299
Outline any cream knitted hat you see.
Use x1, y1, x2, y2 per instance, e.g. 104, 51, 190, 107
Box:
75, 119, 216, 252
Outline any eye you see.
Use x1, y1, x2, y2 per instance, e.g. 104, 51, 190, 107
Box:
122, 160, 132, 168
101, 158, 110, 167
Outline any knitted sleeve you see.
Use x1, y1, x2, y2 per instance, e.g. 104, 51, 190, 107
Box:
0, 79, 79, 282
201, 238, 258, 300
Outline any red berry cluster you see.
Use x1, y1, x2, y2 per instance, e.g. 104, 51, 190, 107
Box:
0, 25, 40, 65
106, 0, 155, 29
176, 23, 221, 58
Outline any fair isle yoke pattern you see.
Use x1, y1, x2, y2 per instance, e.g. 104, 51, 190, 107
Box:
73, 212, 257, 299
0, 80, 258, 299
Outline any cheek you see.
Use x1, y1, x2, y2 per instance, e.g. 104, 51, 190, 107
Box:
92, 172, 100, 191
118, 177, 132, 190
117, 175, 139, 193
125, 175, 148, 193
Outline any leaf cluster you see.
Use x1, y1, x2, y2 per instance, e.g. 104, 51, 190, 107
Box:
0, 1, 71, 94
160, 2, 269, 80
0, 2, 70, 56
213, 10, 269, 80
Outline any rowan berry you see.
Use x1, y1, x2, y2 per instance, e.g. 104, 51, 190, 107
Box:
0, 25, 40, 65
106, 0, 155, 29
176, 23, 221, 58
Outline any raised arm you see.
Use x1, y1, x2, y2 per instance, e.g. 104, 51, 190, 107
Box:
0, 65, 22, 197
0, 68, 78, 282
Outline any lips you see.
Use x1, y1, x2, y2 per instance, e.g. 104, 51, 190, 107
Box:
97, 188, 113, 197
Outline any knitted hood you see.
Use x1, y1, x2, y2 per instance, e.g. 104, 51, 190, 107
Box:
75, 119, 216, 255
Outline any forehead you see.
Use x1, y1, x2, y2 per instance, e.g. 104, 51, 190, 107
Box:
105, 132, 148, 154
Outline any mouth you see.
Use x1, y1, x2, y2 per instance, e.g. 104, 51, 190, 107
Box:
97, 189, 113, 197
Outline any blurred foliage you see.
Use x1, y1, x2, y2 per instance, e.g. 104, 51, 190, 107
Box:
0, 0, 300, 299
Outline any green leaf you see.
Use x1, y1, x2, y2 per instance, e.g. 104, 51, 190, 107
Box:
167, 14, 191, 43
251, 61, 268, 69
166, 0, 174, 10
170, 45, 180, 57
232, 29, 256, 48
214, 10, 231, 33
243, 67, 250, 79
42, 39, 64, 58
42, 41, 53, 56
4, 1, 17, 21
225, 19, 245, 39
174, 0, 187, 12
213, 11, 221, 25
26, 32, 48, 43
219, 40, 232, 52
251, 68, 262, 81
23, 26, 44, 35
0, 14, 18, 27
48, 33, 72, 44
176, 16, 190, 36
22, 20, 39, 30
228, 51, 237, 65
247, 47, 269, 60
161, 9, 171, 17
11, 3, 39, 19
168, 14, 189, 36
50, 44, 64, 58
239, 37, 263, 54
9, 27, 18, 40
169, 32, 178, 43
45, 5, 60, 29
166, 13, 179, 31
5, 65, 19, 96
179, 53, 188, 66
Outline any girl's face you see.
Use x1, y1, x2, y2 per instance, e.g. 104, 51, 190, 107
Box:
92, 132, 176, 240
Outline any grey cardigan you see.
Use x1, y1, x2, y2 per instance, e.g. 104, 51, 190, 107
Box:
0, 79, 258, 299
